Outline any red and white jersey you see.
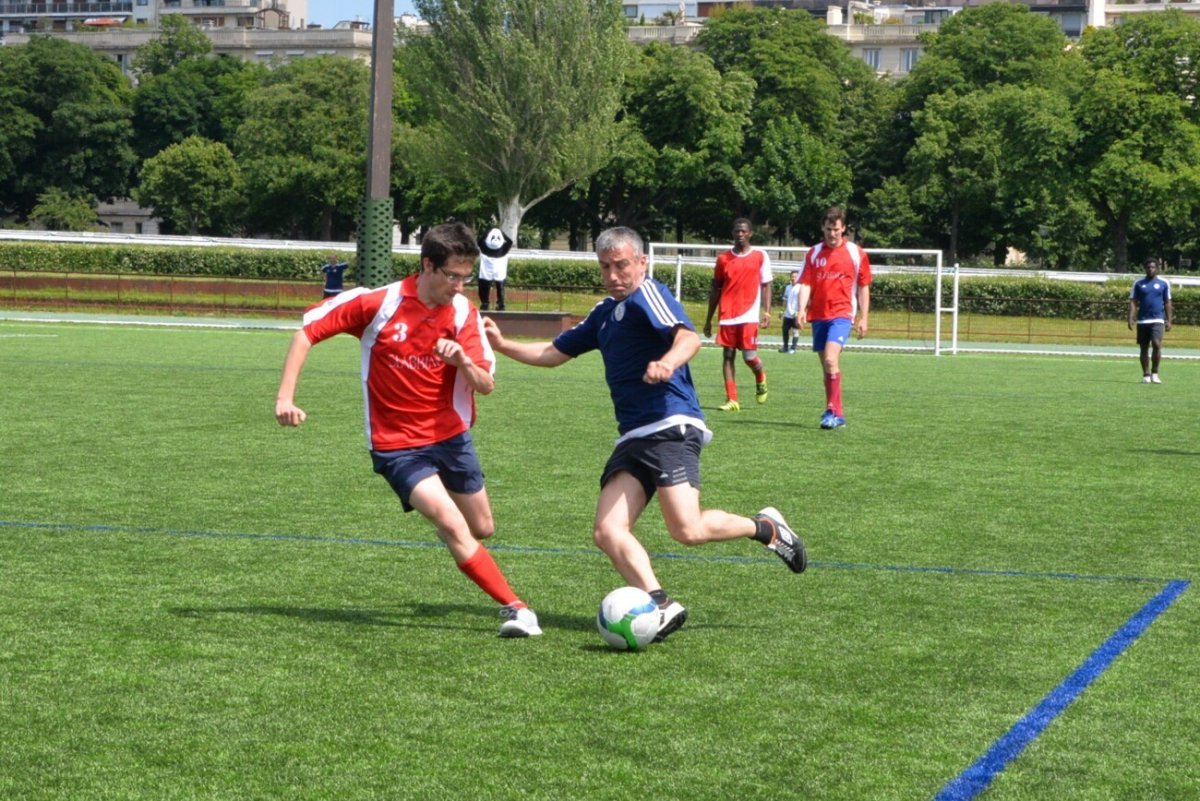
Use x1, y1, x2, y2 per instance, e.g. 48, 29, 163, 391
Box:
714, 248, 772, 325
301, 275, 494, 451
800, 241, 872, 322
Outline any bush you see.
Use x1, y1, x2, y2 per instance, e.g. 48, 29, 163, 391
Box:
1, 242, 1195, 324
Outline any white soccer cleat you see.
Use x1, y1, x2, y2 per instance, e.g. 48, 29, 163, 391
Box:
1151, 374, 1162, 384
499, 604, 543, 637
1142, 375, 1153, 383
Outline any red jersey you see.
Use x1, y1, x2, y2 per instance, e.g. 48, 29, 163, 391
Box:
301, 275, 494, 451
800, 241, 871, 322
714, 247, 772, 325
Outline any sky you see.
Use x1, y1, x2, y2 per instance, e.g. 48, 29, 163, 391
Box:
306, 0, 417, 28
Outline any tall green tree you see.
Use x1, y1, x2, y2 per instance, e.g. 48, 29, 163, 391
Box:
131, 15, 213, 78
566, 41, 752, 243
234, 56, 369, 240
695, 7, 882, 241
402, 0, 629, 241
136, 135, 243, 235
0, 36, 136, 220
1077, 12, 1200, 269
132, 56, 267, 161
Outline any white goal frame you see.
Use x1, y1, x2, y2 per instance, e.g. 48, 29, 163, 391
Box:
647, 242, 951, 353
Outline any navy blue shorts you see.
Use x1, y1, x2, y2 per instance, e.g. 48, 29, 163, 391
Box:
601, 425, 703, 502
371, 432, 485, 512
1136, 322, 1165, 347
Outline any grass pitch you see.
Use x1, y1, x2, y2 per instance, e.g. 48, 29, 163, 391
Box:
0, 320, 1197, 801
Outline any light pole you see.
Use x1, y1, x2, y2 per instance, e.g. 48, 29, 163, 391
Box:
356, 0, 395, 288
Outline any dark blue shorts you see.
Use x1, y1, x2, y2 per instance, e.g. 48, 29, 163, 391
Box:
601, 425, 703, 502
1136, 322, 1165, 347
811, 318, 853, 352
371, 432, 484, 513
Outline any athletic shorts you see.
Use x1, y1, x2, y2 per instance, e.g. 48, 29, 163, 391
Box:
1136, 322, 1165, 347
601, 425, 704, 502
717, 322, 759, 351
370, 431, 484, 513
811, 318, 853, 352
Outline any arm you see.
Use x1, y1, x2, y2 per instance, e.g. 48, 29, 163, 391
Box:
702, 279, 721, 338
1128, 299, 1137, 330
855, 284, 870, 339
1166, 297, 1173, 331
275, 328, 313, 426
797, 283, 811, 331
433, 337, 495, 395
760, 280, 772, 326
483, 317, 572, 368
644, 326, 701, 385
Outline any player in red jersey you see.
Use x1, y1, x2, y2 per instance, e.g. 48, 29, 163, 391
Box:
702, 218, 773, 412
798, 207, 871, 429
274, 222, 541, 637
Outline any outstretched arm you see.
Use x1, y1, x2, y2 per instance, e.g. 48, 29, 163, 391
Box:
484, 317, 571, 368
275, 329, 313, 426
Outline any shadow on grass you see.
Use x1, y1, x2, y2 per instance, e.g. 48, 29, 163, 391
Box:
169, 602, 595, 633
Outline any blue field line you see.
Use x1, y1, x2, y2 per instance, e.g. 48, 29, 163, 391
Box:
934, 578, 1191, 801
0, 519, 1185, 586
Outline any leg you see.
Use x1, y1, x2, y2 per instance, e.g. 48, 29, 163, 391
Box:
408, 473, 485, 563
593, 472, 659, 591
495, 280, 506, 311
720, 346, 740, 408
742, 348, 767, 403
478, 278, 492, 311
656, 482, 755, 546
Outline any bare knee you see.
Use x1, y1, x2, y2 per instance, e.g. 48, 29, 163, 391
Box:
668, 519, 707, 547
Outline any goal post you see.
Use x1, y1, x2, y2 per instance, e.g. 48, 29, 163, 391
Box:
647, 242, 948, 353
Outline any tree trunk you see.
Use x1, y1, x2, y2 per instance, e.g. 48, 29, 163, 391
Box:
1112, 212, 1130, 272
497, 196, 523, 244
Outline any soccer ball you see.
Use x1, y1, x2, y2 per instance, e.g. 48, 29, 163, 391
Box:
596, 586, 660, 651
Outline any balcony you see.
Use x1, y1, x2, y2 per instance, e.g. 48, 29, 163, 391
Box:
0, 0, 131, 14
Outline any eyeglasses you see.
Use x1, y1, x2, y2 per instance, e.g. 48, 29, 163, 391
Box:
436, 267, 475, 285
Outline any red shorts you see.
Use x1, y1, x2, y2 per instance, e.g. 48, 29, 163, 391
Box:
716, 322, 759, 351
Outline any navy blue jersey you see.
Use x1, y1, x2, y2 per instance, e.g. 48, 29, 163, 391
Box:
1131, 276, 1171, 323
554, 278, 704, 436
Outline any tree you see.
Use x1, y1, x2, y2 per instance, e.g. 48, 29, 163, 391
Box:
132, 56, 267, 161
402, 0, 629, 241
28, 188, 99, 231
563, 41, 752, 243
695, 7, 884, 240
1077, 13, 1200, 268
0, 36, 136, 220
136, 136, 243, 235
734, 114, 851, 242
131, 15, 213, 78
1073, 68, 1200, 270
233, 56, 370, 240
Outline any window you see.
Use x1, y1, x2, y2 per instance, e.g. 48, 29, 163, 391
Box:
901, 48, 921, 73
862, 48, 880, 71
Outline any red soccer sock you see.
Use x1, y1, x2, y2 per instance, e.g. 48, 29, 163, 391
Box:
747, 356, 764, 383
828, 371, 843, 416
724, 379, 738, 402
456, 544, 521, 607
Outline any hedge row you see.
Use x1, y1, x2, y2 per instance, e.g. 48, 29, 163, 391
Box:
1, 242, 1194, 324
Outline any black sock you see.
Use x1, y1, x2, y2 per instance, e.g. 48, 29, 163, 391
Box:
649, 589, 669, 608
751, 517, 774, 545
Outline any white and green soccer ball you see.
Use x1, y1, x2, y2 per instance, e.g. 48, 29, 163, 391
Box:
596, 586, 659, 651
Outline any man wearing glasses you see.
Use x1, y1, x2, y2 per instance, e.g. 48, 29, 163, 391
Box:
274, 222, 542, 638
